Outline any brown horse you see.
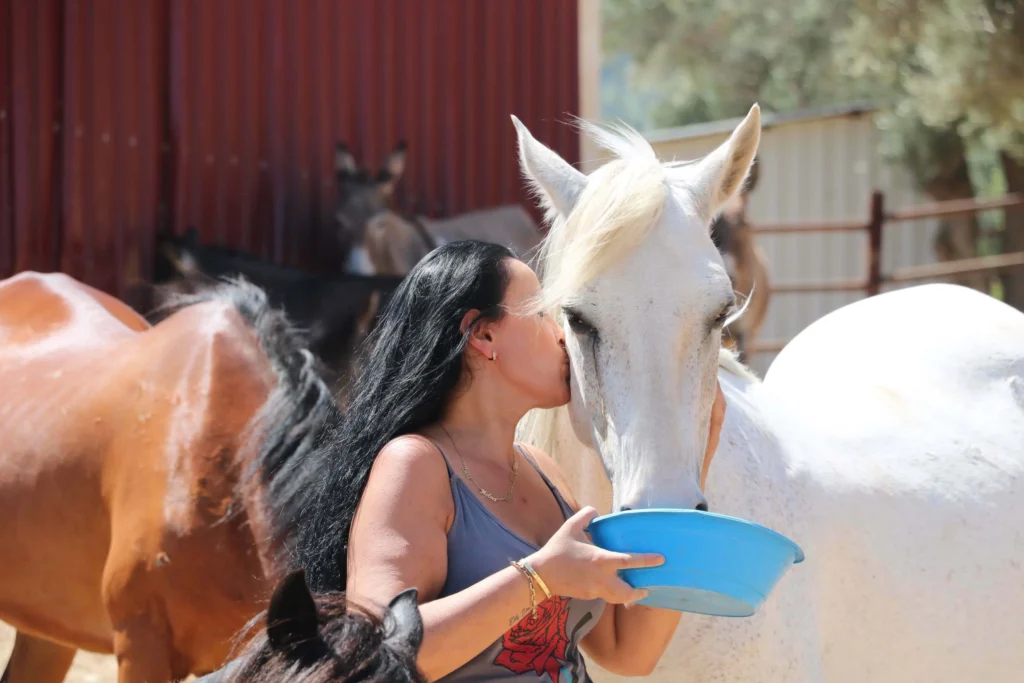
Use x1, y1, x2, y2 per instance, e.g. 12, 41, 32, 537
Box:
710, 159, 771, 361
0, 272, 340, 682
126, 226, 405, 397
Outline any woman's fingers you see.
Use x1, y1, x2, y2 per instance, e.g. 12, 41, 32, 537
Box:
604, 576, 650, 604
554, 509, 665, 604
603, 551, 665, 570
564, 506, 599, 537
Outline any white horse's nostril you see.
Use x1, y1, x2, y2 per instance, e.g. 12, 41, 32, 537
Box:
696, 501, 709, 513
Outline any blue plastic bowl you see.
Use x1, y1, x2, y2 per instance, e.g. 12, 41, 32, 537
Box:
586, 509, 804, 617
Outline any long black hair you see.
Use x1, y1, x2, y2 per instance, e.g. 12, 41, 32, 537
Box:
291, 240, 516, 591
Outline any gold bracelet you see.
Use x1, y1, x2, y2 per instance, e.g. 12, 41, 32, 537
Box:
510, 560, 538, 617
521, 560, 552, 600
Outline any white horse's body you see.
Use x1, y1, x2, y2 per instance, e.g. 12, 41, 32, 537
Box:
561, 283, 1024, 682
509, 105, 1024, 682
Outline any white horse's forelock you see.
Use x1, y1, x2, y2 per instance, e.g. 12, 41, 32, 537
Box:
516, 119, 760, 454
529, 122, 666, 314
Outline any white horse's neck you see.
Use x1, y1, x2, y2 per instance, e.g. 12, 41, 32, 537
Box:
703, 369, 817, 539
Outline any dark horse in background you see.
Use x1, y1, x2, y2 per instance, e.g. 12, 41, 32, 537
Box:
0, 273, 354, 682
127, 227, 405, 395
333, 141, 541, 276
194, 570, 425, 683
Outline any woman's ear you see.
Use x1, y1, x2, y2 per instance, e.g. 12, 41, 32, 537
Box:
460, 309, 497, 361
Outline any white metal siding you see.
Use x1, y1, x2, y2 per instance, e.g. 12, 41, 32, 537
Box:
647, 113, 939, 374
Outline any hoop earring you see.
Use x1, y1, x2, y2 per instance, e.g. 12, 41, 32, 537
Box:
490, 352, 498, 361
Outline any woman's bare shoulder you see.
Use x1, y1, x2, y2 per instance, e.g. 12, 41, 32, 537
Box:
363, 434, 454, 518
516, 442, 582, 511
378, 433, 446, 465
349, 434, 454, 603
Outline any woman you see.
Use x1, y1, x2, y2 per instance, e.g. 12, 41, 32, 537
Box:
297, 240, 726, 681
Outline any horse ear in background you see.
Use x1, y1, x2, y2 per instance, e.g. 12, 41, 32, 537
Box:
336, 142, 358, 178
192, 577, 427, 683
744, 154, 761, 194
376, 141, 408, 199
266, 569, 322, 662
383, 588, 424, 655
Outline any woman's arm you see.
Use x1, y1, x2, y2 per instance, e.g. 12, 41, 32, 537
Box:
579, 603, 683, 676
346, 437, 538, 680
518, 447, 681, 676
524, 381, 728, 676
347, 437, 656, 681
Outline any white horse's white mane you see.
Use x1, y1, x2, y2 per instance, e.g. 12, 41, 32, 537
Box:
516, 119, 759, 454
527, 121, 667, 312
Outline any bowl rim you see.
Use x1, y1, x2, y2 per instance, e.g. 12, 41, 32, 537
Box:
587, 508, 805, 564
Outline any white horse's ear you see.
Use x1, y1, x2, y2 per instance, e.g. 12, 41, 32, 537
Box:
694, 103, 761, 218
511, 115, 587, 219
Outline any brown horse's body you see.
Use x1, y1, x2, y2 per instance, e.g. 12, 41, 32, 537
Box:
711, 161, 772, 361
716, 197, 772, 359
0, 272, 306, 682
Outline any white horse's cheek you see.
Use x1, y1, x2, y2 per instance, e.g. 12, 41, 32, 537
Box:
568, 372, 601, 449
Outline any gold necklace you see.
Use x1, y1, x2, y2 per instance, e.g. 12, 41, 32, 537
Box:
439, 424, 519, 503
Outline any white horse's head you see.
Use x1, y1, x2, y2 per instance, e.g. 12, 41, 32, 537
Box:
513, 106, 761, 513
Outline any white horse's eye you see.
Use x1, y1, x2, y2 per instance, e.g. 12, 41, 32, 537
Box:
714, 301, 736, 326
564, 309, 596, 336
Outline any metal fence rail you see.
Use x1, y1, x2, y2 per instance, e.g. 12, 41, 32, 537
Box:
748, 191, 1024, 355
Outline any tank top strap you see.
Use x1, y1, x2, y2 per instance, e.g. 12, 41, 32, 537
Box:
431, 441, 456, 478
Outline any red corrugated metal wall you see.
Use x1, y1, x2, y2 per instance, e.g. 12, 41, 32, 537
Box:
0, 0, 580, 296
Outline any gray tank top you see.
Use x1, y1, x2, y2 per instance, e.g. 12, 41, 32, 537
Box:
434, 443, 605, 683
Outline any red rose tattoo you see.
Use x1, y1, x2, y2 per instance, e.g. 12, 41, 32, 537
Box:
494, 596, 571, 680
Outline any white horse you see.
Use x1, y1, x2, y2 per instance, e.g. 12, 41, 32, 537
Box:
513, 105, 1024, 682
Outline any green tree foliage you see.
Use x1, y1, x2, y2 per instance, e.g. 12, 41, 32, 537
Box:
604, 0, 1024, 306
838, 0, 1024, 304
839, 0, 1024, 161
605, 0, 1023, 162
602, 0, 868, 129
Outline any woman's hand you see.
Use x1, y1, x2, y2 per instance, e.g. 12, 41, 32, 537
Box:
526, 507, 663, 604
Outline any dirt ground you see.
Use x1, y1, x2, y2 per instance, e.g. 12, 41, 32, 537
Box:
0, 621, 118, 683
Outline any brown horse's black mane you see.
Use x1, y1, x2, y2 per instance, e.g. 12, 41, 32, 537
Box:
160, 278, 346, 577
135, 228, 405, 393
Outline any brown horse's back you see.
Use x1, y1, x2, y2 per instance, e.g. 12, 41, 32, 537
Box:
0, 273, 149, 651
0, 272, 284, 681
